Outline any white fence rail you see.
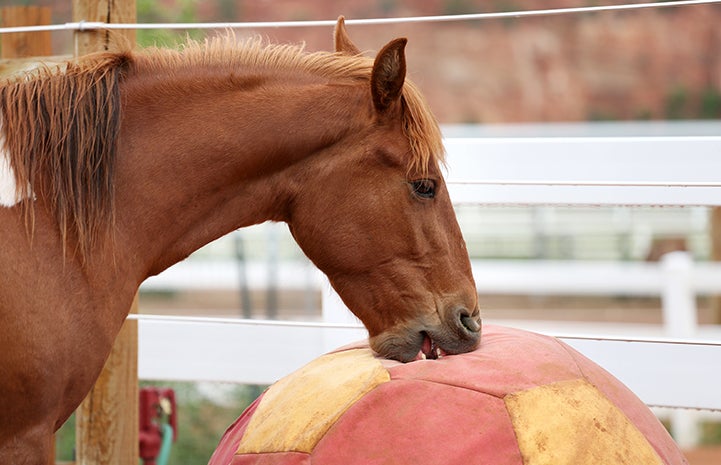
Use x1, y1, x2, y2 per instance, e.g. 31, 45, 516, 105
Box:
136, 315, 721, 406
139, 135, 721, 447
445, 137, 721, 206
139, 254, 721, 386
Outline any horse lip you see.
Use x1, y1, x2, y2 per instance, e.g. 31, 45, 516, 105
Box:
424, 325, 480, 358
369, 329, 426, 362
369, 316, 482, 363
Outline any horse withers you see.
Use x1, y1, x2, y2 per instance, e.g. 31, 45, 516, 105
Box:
0, 18, 480, 462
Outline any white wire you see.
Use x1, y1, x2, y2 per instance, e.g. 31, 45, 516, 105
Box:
551, 332, 721, 346
650, 404, 721, 413
126, 312, 364, 330
0, 0, 719, 34
127, 313, 721, 346
447, 180, 721, 188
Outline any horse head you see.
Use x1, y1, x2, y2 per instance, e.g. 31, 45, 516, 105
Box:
287, 18, 481, 362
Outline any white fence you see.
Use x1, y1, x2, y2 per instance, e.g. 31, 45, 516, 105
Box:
139, 254, 721, 394
445, 136, 721, 206
138, 135, 721, 447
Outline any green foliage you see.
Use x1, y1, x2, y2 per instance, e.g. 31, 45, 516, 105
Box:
156, 382, 265, 464
664, 85, 721, 120
55, 413, 75, 461
700, 87, 721, 119
634, 109, 653, 120
587, 109, 616, 121
378, 0, 398, 16
54, 382, 265, 463
701, 421, 721, 445
217, 0, 237, 19
492, 0, 521, 13
665, 85, 689, 120
136, 0, 204, 48
443, 0, 475, 16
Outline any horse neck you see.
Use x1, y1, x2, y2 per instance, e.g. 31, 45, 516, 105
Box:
115, 70, 369, 278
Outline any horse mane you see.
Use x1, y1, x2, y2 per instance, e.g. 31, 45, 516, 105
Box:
0, 52, 131, 260
0, 34, 443, 260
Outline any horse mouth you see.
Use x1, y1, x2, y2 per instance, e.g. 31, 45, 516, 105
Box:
369, 314, 481, 362
413, 332, 448, 360
411, 313, 482, 361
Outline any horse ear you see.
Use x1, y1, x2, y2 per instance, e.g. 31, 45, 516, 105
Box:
334, 16, 361, 55
370, 38, 407, 113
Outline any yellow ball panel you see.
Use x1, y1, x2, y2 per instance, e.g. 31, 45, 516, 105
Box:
236, 348, 390, 454
505, 379, 663, 465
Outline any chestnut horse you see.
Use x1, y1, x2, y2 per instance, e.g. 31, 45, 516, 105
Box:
0, 18, 480, 462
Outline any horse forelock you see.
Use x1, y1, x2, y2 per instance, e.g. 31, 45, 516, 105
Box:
133, 34, 445, 175
0, 52, 131, 260
399, 81, 446, 176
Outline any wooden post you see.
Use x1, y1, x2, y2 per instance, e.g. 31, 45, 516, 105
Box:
75, 299, 139, 465
0, 6, 52, 59
72, 2, 138, 464
73, 0, 136, 55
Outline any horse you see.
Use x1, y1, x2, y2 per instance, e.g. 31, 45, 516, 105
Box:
0, 18, 481, 462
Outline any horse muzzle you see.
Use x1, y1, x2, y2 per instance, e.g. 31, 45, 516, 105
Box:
370, 307, 482, 362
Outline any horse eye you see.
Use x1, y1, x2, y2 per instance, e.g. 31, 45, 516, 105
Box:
410, 179, 436, 199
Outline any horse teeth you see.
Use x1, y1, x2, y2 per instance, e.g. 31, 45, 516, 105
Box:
420, 352, 426, 360
435, 347, 443, 358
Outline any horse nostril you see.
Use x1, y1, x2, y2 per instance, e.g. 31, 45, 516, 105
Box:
460, 313, 481, 333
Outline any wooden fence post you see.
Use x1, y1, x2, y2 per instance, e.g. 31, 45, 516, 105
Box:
72, 2, 138, 464
0, 6, 51, 59
73, 0, 136, 54
75, 297, 139, 465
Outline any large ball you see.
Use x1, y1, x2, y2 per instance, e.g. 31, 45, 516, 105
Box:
210, 325, 687, 465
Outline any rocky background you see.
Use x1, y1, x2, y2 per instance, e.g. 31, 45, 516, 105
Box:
19, 0, 721, 123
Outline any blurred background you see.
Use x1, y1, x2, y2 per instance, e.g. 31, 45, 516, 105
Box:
2, 0, 720, 463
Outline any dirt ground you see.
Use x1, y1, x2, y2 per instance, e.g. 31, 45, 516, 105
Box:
140, 289, 721, 326
683, 446, 721, 465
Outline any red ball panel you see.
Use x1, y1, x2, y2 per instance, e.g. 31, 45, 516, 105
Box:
386, 325, 583, 397
312, 379, 522, 465
210, 395, 265, 464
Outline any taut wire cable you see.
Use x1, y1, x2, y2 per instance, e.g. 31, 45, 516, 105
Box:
0, 0, 719, 34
